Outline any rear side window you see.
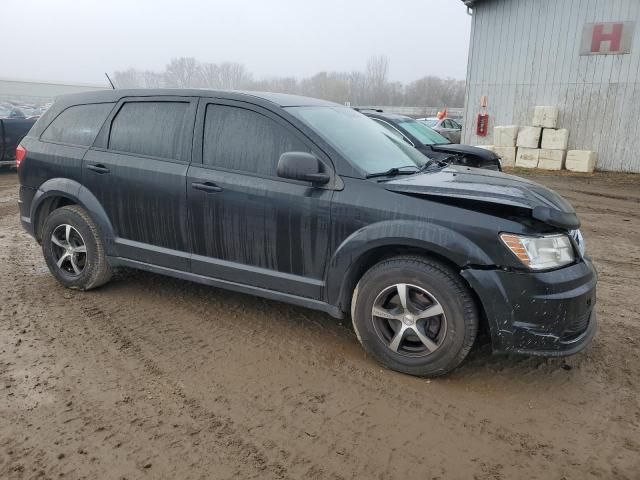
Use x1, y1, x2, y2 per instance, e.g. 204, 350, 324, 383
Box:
41, 103, 114, 146
203, 104, 309, 176
109, 102, 190, 160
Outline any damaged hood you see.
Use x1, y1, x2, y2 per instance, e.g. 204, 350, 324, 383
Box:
384, 166, 580, 229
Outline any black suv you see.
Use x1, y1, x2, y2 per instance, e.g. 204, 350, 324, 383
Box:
361, 110, 502, 171
17, 90, 597, 377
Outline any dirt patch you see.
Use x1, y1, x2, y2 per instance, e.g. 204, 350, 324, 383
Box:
1, 169, 639, 479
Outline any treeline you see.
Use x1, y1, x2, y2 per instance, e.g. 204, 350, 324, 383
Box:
112, 55, 465, 108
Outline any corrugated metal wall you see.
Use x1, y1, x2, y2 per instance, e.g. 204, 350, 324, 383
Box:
463, 0, 640, 172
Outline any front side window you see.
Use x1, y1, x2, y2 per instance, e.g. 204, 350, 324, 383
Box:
41, 103, 114, 146
288, 106, 427, 174
203, 104, 309, 177
109, 101, 190, 160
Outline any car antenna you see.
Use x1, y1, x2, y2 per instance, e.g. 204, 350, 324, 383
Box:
104, 72, 116, 90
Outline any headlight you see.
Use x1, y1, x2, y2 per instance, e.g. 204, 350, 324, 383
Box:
500, 233, 575, 270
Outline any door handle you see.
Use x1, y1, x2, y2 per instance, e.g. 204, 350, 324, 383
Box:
87, 164, 110, 174
191, 181, 223, 193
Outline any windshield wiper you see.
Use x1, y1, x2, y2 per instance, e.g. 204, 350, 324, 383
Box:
365, 166, 420, 179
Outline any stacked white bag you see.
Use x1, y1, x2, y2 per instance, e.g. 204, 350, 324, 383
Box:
491, 126, 518, 167
484, 106, 597, 172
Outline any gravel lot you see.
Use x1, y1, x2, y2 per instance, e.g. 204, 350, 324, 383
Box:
1, 169, 639, 479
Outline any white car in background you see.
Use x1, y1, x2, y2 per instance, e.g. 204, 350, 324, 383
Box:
418, 117, 462, 143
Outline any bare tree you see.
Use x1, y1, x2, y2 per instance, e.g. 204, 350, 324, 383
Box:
113, 68, 142, 88
217, 62, 251, 89
366, 55, 390, 104
140, 70, 164, 88
164, 57, 201, 88
199, 62, 221, 88
110, 55, 466, 108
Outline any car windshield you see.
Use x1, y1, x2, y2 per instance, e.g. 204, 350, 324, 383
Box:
397, 118, 451, 145
288, 106, 428, 174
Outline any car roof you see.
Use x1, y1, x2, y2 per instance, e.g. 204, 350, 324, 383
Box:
52, 88, 341, 108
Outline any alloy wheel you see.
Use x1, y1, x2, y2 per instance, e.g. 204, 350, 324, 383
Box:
371, 283, 447, 357
50, 224, 87, 276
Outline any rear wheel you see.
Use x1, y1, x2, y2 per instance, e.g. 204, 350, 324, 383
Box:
351, 256, 478, 377
42, 205, 112, 290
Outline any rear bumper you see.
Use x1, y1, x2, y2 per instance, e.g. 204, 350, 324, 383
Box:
19, 185, 36, 237
461, 258, 597, 356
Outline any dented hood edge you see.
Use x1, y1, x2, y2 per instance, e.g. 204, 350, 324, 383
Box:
384, 167, 580, 230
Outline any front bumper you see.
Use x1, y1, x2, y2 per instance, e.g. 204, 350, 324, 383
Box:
461, 258, 597, 356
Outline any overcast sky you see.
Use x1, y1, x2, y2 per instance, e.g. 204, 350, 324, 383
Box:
4, 0, 471, 86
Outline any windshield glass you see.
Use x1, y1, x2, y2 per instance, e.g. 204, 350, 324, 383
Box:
398, 118, 451, 145
288, 106, 427, 174
421, 119, 438, 127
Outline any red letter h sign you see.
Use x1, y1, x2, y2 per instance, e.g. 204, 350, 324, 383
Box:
591, 23, 623, 53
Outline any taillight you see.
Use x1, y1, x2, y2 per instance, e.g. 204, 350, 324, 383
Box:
15, 144, 26, 168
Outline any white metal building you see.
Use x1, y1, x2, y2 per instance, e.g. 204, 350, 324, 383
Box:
462, 0, 640, 172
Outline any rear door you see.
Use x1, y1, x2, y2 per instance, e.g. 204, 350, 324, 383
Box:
187, 99, 334, 299
83, 96, 196, 270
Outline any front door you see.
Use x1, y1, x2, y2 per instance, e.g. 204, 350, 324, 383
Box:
187, 100, 333, 299
83, 97, 196, 270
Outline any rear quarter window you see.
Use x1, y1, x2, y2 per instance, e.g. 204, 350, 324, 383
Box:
41, 103, 114, 146
108, 101, 190, 160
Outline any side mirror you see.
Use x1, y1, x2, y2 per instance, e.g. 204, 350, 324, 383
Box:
277, 152, 330, 185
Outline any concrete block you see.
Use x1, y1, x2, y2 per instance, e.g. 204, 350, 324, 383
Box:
475, 145, 495, 153
493, 146, 516, 167
493, 125, 519, 147
515, 147, 540, 168
566, 150, 597, 173
532, 106, 559, 128
516, 126, 542, 148
538, 149, 566, 170
541, 128, 569, 150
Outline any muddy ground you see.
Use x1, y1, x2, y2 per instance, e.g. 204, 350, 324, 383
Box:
0, 168, 639, 479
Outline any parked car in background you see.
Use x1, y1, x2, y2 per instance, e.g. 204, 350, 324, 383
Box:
418, 117, 462, 143
0, 117, 37, 168
362, 110, 501, 171
0, 105, 27, 120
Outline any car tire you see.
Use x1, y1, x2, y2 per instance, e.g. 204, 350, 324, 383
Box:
351, 256, 478, 377
42, 205, 112, 290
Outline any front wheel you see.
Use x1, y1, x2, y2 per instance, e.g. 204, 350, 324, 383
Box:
351, 256, 478, 377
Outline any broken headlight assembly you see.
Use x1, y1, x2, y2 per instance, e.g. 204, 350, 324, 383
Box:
500, 233, 575, 270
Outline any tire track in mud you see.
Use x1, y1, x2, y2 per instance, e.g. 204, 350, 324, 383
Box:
72, 275, 602, 479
